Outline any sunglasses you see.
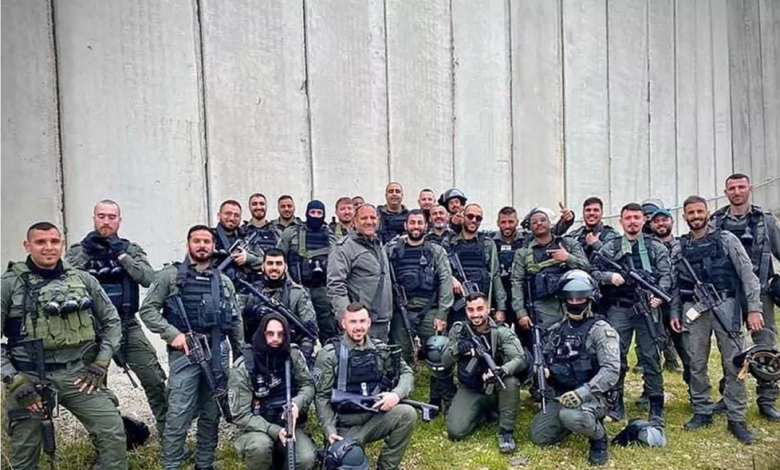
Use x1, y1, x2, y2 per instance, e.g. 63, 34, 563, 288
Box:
465, 214, 483, 222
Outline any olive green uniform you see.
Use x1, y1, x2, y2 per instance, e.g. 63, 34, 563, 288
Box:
65, 241, 168, 430
2, 261, 127, 470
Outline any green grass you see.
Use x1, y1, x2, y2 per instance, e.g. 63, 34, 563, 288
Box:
4, 336, 780, 470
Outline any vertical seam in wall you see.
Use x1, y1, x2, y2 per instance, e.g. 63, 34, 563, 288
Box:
645, 0, 651, 196
506, 0, 515, 206
382, 0, 392, 183
559, 0, 568, 206
449, 0, 456, 187
606, 0, 613, 211
49, 0, 67, 240
727, 0, 739, 172
302, 0, 315, 199
708, 0, 718, 195
756, 0, 766, 181
673, 0, 679, 207
193, 0, 212, 225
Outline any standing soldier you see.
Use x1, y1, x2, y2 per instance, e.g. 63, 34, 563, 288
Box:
242, 249, 318, 366
567, 197, 621, 262
313, 303, 418, 470
387, 210, 454, 412
330, 196, 356, 240
438, 188, 468, 232
441, 293, 528, 453
417, 188, 437, 222
241, 193, 282, 254
591, 203, 673, 423
378, 182, 410, 243
273, 195, 305, 233
2, 222, 128, 470
448, 204, 507, 325
511, 208, 590, 334
351, 196, 365, 210
672, 196, 762, 444
427, 204, 455, 251
138, 225, 243, 470
493, 207, 526, 332
710, 173, 780, 421
65, 200, 168, 432
327, 204, 393, 342
278, 200, 337, 342
530, 270, 620, 466
229, 313, 318, 469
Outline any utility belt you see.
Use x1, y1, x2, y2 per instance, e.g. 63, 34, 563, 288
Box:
14, 358, 82, 373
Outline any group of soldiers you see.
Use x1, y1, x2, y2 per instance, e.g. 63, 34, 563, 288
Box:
2, 173, 779, 469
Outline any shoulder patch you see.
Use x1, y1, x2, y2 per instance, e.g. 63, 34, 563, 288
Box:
312, 366, 323, 384
604, 329, 618, 338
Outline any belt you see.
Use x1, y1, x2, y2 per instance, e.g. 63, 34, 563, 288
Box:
612, 299, 635, 309
681, 291, 735, 303
14, 359, 81, 373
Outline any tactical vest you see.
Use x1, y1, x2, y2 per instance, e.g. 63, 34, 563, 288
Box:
525, 239, 568, 300
713, 207, 773, 284
378, 207, 408, 243
494, 237, 524, 280
242, 222, 279, 253
242, 282, 291, 341
84, 250, 139, 320
451, 236, 490, 293
547, 317, 600, 393
288, 227, 330, 287
601, 240, 655, 301
426, 231, 452, 253
575, 225, 618, 259
455, 324, 499, 391
333, 341, 387, 413
243, 346, 296, 424
678, 230, 739, 295
8, 265, 97, 351
163, 263, 231, 335
389, 242, 436, 301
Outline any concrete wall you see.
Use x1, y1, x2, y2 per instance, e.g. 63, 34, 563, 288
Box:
3, 0, 779, 267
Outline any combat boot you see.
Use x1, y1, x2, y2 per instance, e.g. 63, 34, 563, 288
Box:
497, 428, 516, 453
683, 413, 712, 431
727, 420, 754, 445
606, 393, 625, 422
588, 433, 608, 466
648, 395, 664, 423
634, 391, 649, 408
758, 404, 780, 421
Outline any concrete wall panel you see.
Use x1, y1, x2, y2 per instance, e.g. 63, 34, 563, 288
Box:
305, 0, 389, 208
55, 0, 207, 266
562, 0, 611, 212
675, 0, 699, 200
201, 0, 311, 217
711, 0, 733, 203
1, 0, 63, 265
694, 0, 717, 198
608, 0, 650, 207
452, 0, 512, 221
511, 0, 565, 213
648, 0, 678, 207
385, 0, 453, 199
759, 0, 780, 206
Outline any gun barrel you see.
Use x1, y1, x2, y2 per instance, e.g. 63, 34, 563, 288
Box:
237, 279, 318, 341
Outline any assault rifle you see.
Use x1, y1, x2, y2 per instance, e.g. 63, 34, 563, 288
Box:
7, 339, 57, 470
173, 297, 233, 423
462, 323, 506, 390
283, 359, 296, 470
677, 257, 742, 349
387, 262, 419, 362
593, 251, 671, 344
525, 280, 549, 413
449, 253, 480, 311
330, 390, 439, 422
113, 338, 139, 389
216, 231, 259, 272
236, 279, 318, 342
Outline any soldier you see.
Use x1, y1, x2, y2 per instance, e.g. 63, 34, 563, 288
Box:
417, 188, 437, 222
243, 248, 318, 366
386, 210, 454, 411
65, 200, 168, 431
278, 200, 337, 342
510, 208, 590, 334
378, 182, 410, 243
138, 225, 243, 470
2, 222, 127, 470
330, 196, 356, 240
327, 204, 393, 342
448, 204, 507, 325
426, 204, 455, 251
591, 203, 673, 423
710, 173, 780, 421
351, 196, 365, 210
493, 207, 526, 333
229, 313, 317, 469
640, 198, 665, 235
672, 195, 762, 444
530, 270, 620, 466
518, 205, 576, 244
241, 193, 282, 254
313, 303, 417, 470
438, 188, 468, 232
273, 195, 305, 233
441, 293, 528, 453
567, 196, 621, 262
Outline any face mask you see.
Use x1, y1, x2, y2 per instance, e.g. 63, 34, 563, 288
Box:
566, 301, 589, 320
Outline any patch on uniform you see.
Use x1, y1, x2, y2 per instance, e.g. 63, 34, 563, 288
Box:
312, 367, 322, 385
604, 329, 618, 338
228, 389, 237, 411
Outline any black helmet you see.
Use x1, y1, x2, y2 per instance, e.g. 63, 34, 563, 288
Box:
438, 188, 467, 208
323, 439, 369, 470
733, 345, 780, 384
612, 418, 667, 448
122, 414, 150, 451
768, 274, 780, 308
424, 335, 449, 371
557, 269, 600, 301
